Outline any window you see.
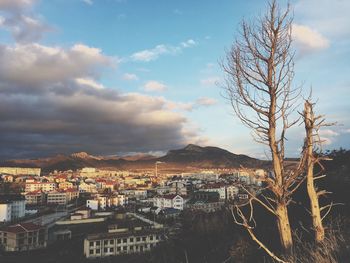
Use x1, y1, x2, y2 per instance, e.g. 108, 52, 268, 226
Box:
142, 237, 146, 241
136, 237, 140, 242
96, 241, 100, 246
130, 245, 134, 250
123, 238, 127, 243
123, 246, 127, 251
117, 247, 121, 252
129, 237, 134, 242
110, 240, 114, 244
104, 248, 108, 253
117, 239, 121, 244
110, 248, 114, 252
89, 249, 93, 255
104, 240, 108, 245
150, 236, 153, 241
96, 249, 100, 254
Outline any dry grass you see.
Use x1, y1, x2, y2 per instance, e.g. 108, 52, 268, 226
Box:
285, 217, 349, 263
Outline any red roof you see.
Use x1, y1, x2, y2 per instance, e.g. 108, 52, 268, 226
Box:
26, 190, 43, 195
2, 223, 42, 233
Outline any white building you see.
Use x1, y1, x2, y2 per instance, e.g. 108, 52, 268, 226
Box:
154, 195, 184, 210
86, 194, 127, 210
25, 182, 56, 193
0, 203, 11, 222
0, 196, 25, 222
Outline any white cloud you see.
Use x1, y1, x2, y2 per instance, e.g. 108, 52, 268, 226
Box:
196, 97, 217, 106
75, 77, 105, 90
131, 39, 197, 62
0, 0, 36, 12
292, 24, 330, 54
122, 73, 138, 81
143, 81, 167, 92
295, 0, 350, 39
82, 0, 93, 5
200, 77, 220, 86
131, 44, 178, 62
181, 39, 196, 48
0, 43, 111, 88
0, 0, 49, 43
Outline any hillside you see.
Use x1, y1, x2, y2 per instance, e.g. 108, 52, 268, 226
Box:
0, 144, 266, 173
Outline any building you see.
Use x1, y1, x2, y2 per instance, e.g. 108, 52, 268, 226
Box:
0, 167, 41, 176
25, 190, 46, 205
186, 191, 224, 213
200, 183, 227, 200
25, 181, 56, 193
0, 203, 11, 222
47, 189, 79, 205
0, 223, 47, 252
86, 194, 127, 210
83, 214, 163, 258
154, 194, 185, 210
167, 181, 187, 195
0, 195, 25, 222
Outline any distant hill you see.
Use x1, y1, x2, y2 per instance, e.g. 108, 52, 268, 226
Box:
0, 144, 266, 173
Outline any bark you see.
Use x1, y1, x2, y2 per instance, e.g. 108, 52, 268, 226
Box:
304, 101, 325, 242
276, 202, 293, 251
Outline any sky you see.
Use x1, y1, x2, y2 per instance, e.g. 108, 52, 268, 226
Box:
0, 0, 349, 159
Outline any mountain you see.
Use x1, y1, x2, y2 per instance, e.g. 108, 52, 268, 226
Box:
158, 144, 264, 168
0, 144, 266, 173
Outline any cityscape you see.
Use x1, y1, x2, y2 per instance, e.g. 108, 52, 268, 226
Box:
0, 0, 349, 263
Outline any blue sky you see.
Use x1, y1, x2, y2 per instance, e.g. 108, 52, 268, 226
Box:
0, 0, 349, 159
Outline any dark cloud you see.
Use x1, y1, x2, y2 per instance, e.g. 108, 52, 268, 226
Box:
0, 42, 201, 159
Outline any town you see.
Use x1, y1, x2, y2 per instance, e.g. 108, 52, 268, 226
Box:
0, 165, 265, 259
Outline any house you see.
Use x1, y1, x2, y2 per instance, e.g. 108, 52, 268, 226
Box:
154, 194, 185, 210
0, 223, 47, 251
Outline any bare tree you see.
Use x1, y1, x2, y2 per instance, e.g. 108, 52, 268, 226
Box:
303, 100, 336, 243
222, 0, 307, 253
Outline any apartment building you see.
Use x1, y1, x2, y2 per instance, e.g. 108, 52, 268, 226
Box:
47, 189, 79, 205
25, 190, 46, 205
0, 223, 47, 252
0, 195, 25, 222
84, 225, 162, 258
86, 194, 127, 210
25, 182, 56, 193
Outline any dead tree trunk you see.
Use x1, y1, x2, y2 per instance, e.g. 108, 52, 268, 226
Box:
304, 100, 325, 242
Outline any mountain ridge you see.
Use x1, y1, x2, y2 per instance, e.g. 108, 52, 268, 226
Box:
0, 144, 267, 172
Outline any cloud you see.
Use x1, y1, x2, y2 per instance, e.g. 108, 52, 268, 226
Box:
181, 39, 196, 48
200, 77, 220, 86
75, 77, 105, 90
122, 73, 138, 81
131, 39, 197, 62
0, 41, 202, 158
82, 0, 93, 5
0, 43, 111, 90
295, 0, 350, 39
292, 24, 330, 54
0, 0, 36, 12
0, 0, 50, 43
165, 97, 217, 112
143, 81, 167, 92
319, 129, 340, 145
196, 97, 217, 106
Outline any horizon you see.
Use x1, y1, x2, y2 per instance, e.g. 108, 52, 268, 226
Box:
0, 0, 349, 159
